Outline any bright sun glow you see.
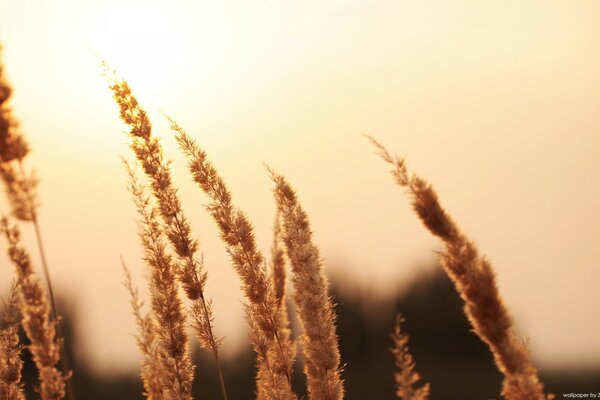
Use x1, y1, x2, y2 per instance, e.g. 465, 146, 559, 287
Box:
80, 1, 194, 104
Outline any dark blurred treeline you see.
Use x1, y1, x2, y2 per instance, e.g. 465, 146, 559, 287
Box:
10, 267, 600, 399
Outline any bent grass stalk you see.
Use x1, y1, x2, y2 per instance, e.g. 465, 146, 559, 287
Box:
369, 136, 551, 400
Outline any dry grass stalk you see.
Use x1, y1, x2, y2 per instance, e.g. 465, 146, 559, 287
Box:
271, 171, 344, 400
0, 217, 67, 400
121, 259, 168, 400
126, 165, 194, 400
270, 210, 294, 360
0, 45, 73, 400
0, 281, 25, 400
107, 70, 227, 399
390, 315, 429, 400
171, 123, 296, 400
257, 211, 295, 400
369, 137, 550, 400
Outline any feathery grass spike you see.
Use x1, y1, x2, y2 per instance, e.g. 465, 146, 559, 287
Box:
171, 120, 296, 400
390, 315, 430, 400
369, 136, 551, 400
257, 210, 296, 400
121, 258, 169, 400
271, 170, 344, 400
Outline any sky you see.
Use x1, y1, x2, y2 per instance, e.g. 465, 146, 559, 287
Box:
1, 0, 599, 374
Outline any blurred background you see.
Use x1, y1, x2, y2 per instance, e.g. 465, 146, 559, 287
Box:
1, 0, 599, 398
12, 268, 600, 399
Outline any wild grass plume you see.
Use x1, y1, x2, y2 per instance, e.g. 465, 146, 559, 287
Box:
390, 315, 430, 400
369, 136, 551, 400
0, 217, 67, 400
171, 122, 296, 400
270, 171, 344, 400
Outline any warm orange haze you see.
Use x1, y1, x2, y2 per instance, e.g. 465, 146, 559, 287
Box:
1, 0, 599, 399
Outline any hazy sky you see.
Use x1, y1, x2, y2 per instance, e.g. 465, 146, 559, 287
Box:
1, 0, 599, 374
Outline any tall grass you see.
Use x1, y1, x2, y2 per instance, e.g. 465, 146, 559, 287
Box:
0, 49, 553, 399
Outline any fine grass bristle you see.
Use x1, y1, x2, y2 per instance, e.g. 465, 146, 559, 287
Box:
390, 315, 430, 400
369, 136, 551, 400
270, 170, 344, 400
